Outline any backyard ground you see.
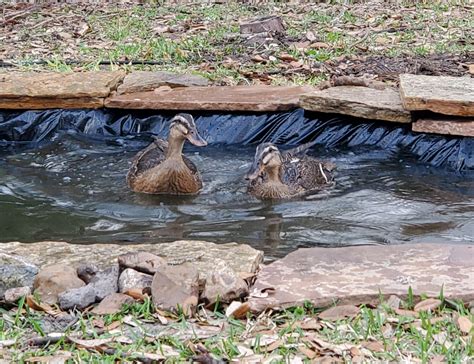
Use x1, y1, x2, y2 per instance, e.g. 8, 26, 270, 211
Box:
0, 1, 472, 85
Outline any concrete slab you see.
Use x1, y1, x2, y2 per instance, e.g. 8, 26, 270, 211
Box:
105, 85, 312, 111
300, 86, 411, 123
413, 117, 474, 137
249, 244, 474, 312
399, 74, 474, 117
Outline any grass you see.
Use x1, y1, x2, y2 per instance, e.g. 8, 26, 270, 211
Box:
0, 289, 472, 363
1, 1, 472, 85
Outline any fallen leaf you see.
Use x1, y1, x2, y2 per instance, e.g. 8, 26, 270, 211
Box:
226, 301, 250, 319
414, 298, 442, 312
25, 352, 72, 364
289, 60, 303, 68
236, 345, 254, 357
385, 295, 401, 309
124, 288, 146, 301
350, 346, 362, 357
306, 31, 317, 42
249, 287, 275, 298
0, 339, 16, 347
76, 22, 89, 36
251, 54, 267, 63
310, 42, 330, 49
469, 64, 474, 75
299, 345, 317, 359
105, 321, 121, 331
91, 293, 134, 315
457, 316, 472, 334
305, 334, 354, 355
361, 340, 384, 352
68, 337, 114, 350
319, 305, 360, 321
298, 318, 322, 330
433, 332, 452, 349
250, 334, 279, 348
394, 308, 419, 318
153, 25, 170, 34
279, 53, 297, 62
431, 354, 446, 364
375, 36, 390, 45
132, 352, 166, 361
26, 296, 59, 316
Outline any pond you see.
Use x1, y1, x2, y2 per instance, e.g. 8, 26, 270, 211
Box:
1, 115, 473, 259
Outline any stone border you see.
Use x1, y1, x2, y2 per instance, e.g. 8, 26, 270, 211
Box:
0, 71, 472, 137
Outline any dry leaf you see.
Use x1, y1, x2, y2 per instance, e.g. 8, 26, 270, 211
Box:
361, 340, 384, 352
26, 296, 59, 316
0, 339, 16, 347
124, 288, 146, 301
414, 298, 442, 312
132, 352, 166, 361
394, 308, 419, 318
319, 305, 360, 321
91, 293, 134, 315
68, 337, 114, 350
25, 352, 72, 364
251, 55, 267, 63
456, 316, 472, 334
249, 287, 275, 298
279, 53, 297, 62
305, 334, 354, 355
310, 42, 330, 49
298, 345, 317, 359
298, 318, 322, 331
226, 301, 250, 319
469, 64, 474, 75
306, 31, 317, 42
289, 60, 303, 68
350, 346, 362, 357
250, 334, 279, 348
385, 295, 401, 309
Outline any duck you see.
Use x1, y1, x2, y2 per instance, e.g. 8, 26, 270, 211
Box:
245, 142, 335, 200
127, 113, 207, 195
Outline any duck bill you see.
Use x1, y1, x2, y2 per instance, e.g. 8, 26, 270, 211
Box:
187, 129, 207, 147
245, 160, 263, 180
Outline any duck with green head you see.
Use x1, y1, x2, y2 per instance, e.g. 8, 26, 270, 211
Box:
246, 142, 335, 200
127, 113, 207, 195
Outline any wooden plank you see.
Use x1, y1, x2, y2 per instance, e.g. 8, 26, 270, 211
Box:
413, 117, 474, 137
399, 74, 474, 116
300, 86, 411, 123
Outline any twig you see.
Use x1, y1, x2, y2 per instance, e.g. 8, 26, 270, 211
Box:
1, 6, 37, 26
30, 13, 83, 30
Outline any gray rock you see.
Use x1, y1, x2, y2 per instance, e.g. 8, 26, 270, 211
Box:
4, 286, 31, 303
77, 263, 99, 284
118, 252, 167, 274
201, 260, 248, 305
0, 253, 38, 298
89, 265, 119, 301
119, 268, 153, 293
159, 263, 200, 297
117, 71, 208, 95
33, 264, 85, 305
58, 284, 96, 310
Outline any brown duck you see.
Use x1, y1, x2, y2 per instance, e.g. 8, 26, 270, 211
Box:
246, 142, 335, 200
127, 113, 207, 195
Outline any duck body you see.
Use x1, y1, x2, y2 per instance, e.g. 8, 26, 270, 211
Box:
246, 142, 335, 200
126, 113, 206, 195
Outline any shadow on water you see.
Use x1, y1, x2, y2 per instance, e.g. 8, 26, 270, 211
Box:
0, 109, 473, 259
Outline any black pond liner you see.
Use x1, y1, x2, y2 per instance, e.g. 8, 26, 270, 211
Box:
0, 108, 472, 173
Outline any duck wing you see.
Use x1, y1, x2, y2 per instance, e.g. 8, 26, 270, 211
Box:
182, 155, 199, 177
127, 138, 167, 182
281, 155, 335, 191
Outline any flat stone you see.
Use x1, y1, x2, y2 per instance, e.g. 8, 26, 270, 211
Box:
1, 240, 263, 277
33, 264, 85, 305
412, 117, 474, 137
91, 293, 134, 315
0, 253, 38, 298
117, 71, 208, 94
0, 71, 124, 109
399, 74, 474, 116
119, 268, 153, 293
58, 284, 96, 310
105, 86, 312, 112
118, 252, 167, 274
4, 286, 31, 304
248, 244, 474, 313
300, 86, 412, 123
88, 265, 119, 301
158, 263, 200, 298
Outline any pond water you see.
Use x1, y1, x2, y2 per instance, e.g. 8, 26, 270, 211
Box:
1, 134, 472, 259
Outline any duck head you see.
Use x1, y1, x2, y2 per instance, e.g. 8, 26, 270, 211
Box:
169, 113, 207, 147
246, 143, 282, 180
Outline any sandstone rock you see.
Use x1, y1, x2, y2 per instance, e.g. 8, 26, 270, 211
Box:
118, 252, 166, 274
0, 71, 124, 110
4, 286, 31, 304
33, 264, 85, 305
1, 241, 263, 280
0, 253, 38, 298
240, 16, 285, 35
88, 266, 119, 301
399, 74, 474, 116
91, 293, 134, 315
249, 244, 474, 313
105, 86, 312, 112
77, 263, 99, 284
152, 274, 198, 316
159, 263, 200, 297
201, 260, 248, 305
300, 86, 411, 123
412, 117, 474, 137
58, 284, 96, 310
117, 71, 208, 95
119, 268, 153, 293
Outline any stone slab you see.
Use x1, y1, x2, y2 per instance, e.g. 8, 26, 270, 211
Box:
249, 244, 474, 312
399, 74, 474, 116
300, 86, 411, 123
413, 117, 474, 137
105, 86, 312, 111
0, 71, 125, 109
0, 240, 263, 276
117, 71, 208, 95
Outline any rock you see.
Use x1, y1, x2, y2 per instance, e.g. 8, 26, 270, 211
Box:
4, 286, 31, 303
117, 71, 208, 94
105, 86, 312, 112
91, 293, 134, 315
300, 86, 411, 123
88, 266, 119, 301
0, 253, 38, 298
118, 268, 153, 293
151, 270, 198, 316
248, 244, 474, 313
1, 241, 263, 280
33, 264, 85, 305
77, 263, 99, 284
159, 263, 200, 297
118, 252, 166, 274
0, 71, 124, 109
201, 260, 248, 305
58, 284, 96, 310
240, 16, 285, 35
318, 305, 360, 321
399, 74, 474, 116
412, 117, 474, 137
